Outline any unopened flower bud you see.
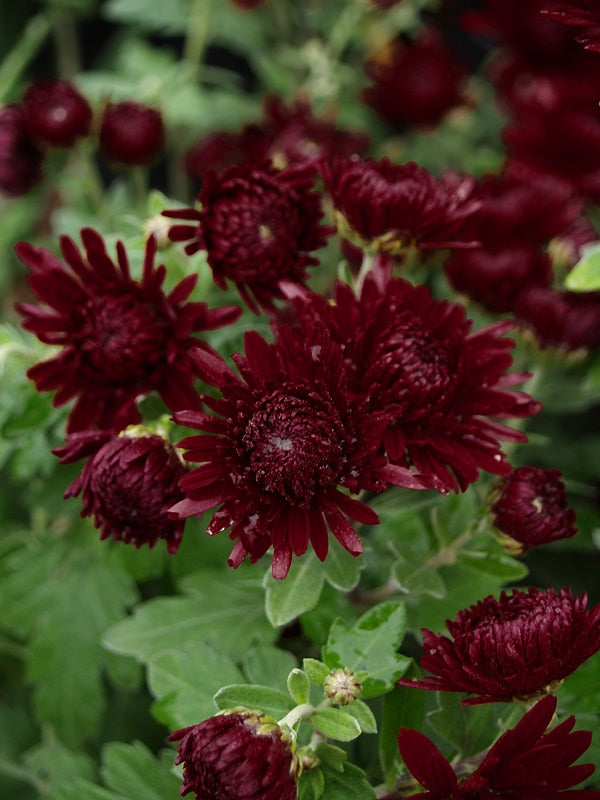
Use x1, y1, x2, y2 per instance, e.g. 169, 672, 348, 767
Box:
323, 668, 362, 706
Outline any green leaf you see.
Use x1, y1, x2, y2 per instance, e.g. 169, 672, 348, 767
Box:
311, 707, 361, 742
392, 559, 447, 599
101, 0, 191, 34
319, 761, 376, 800
458, 547, 529, 581
299, 767, 325, 800
47, 780, 125, 800
213, 684, 294, 720
101, 742, 181, 800
322, 602, 410, 698
242, 645, 298, 694
23, 740, 96, 789
287, 669, 311, 706
147, 643, 244, 728
565, 242, 600, 291
104, 569, 275, 663
323, 536, 363, 591
303, 658, 331, 687
346, 699, 377, 734
379, 680, 425, 787
263, 551, 326, 627
314, 741, 348, 772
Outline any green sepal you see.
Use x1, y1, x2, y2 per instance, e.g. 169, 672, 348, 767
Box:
303, 658, 331, 686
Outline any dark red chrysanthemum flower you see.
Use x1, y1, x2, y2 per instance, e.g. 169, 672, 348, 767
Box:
515, 285, 600, 351
542, 1, 600, 52
16, 228, 241, 433
398, 587, 600, 704
54, 429, 187, 553
319, 157, 480, 256
363, 29, 469, 130
0, 104, 44, 197
397, 694, 600, 799
490, 466, 577, 554
285, 271, 540, 493
21, 79, 92, 147
170, 326, 425, 578
170, 710, 298, 800
165, 162, 333, 313
99, 100, 165, 166
185, 95, 369, 181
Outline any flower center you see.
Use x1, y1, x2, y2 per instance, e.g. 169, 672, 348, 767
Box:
76, 293, 167, 385
241, 386, 345, 505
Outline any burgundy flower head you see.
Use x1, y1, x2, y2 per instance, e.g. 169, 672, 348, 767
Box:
99, 100, 165, 166
0, 104, 44, 197
363, 29, 469, 130
319, 157, 480, 256
286, 272, 540, 493
490, 466, 577, 553
21, 79, 92, 147
54, 429, 187, 553
515, 285, 600, 351
398, 694, 600, 799
165, 162, 333, 313
16, 228, 241, 433
184, 95, 369, 180
170, 325, 425, 579
542, 1, 600, 52
398, 587, 600, 704
169, 710, 298, 800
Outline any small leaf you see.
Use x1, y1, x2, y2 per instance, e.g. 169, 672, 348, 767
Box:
287, 669, 311, 706
242, 645, 298, 694
322, 602, 410, 698
311, 707, 362, 742
263, 551, 326, 627
459, 548, 528, 581
346, 699, 377, 734
213, 684, 293, 720
379, 680, 425, 787
303, 658, 331, 687
323, 536, 363, 591
299, 767, 325, 800
314, 741, 348, 771
101, 742, 181, 800
319, 761, 376, 800
565, 242, 600, 291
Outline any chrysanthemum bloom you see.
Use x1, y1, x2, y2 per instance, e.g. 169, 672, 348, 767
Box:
169, 710, 299, 800
16, 228, 241, 433
0, 104, 44, 197
21, 80, 92, 147
515, 285, 600, 351
54, 429, 188, 553
285, 272, 539, 493
363, 29, 469, 130
490, 466, 577, 554
542, 1, 600, 52
397, 694, 600, 799
99, 100, 165, 166
398, 587, 600, 704
165, 162, 333, 313
319, 157, 480, 257
170, 326, 425, 578
184, 95, 368, 180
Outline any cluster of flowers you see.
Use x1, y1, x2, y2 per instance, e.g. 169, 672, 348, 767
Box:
8, 0, 600, 798
0, 79, 165, 197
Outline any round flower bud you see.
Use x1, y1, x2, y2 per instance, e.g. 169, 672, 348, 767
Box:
21, 79, 92, 147
323, 668, 362, 706
0, 104, 44, 197
169, 710, 299, 800
99, 100, 165, 166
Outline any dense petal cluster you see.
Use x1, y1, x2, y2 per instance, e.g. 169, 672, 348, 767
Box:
319, 157, 480, 255
287, 271, 539, 492
99, 100, 166, 166
170, 325, 424, 578
399, 587, 600, 703
515, 284, 600, 350
0, 104, 44, 196
169, 710, 298, 800
16, 228, 241, 432
397, 694, 600, 799
490, 466, 577, 553
54, 429, 188, 553
21, 79, 92, 147
363, 29, 468, 130
165, 162, 333, 312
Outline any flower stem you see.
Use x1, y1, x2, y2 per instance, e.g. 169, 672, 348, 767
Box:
183, 0, 211, 81
0, 13, 52, 102
278, 703, 314, 730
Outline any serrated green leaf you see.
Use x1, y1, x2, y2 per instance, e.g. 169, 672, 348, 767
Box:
322, 602, 410, 698
299, 767, 325, 800
287, 669, 311, 706
312, 707, 361, 742
346, 699, 377, 734
319, 761, 376, 800
263, 551, 326, 627
303, 658, 331, 687
101, 742, 180, 800
23, 740, 96, 790
392, 559, 447, 599
147, 643, 244, 728
565, 243, 600, 291
213, 684, 293, 720
47, 780, 125, 800
242, 645, 298, 694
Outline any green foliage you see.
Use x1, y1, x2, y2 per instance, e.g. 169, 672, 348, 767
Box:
565, 242, 600, 292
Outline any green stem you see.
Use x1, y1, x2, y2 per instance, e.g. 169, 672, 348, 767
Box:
278, 703, 314, 730
182, 0, 211, 81
0, 758, 46, 793
0, 13, 52, 102
52, 11, 81, 79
